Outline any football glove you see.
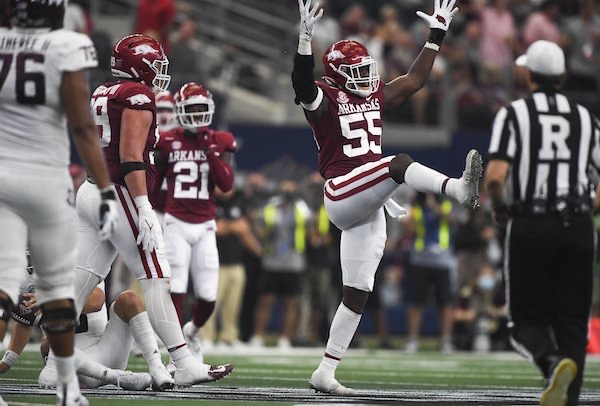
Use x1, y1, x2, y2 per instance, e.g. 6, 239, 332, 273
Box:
99, 186, 118, 241
298, 0, 323, 42
416, 0, 459, 32
134, 196, 163, 252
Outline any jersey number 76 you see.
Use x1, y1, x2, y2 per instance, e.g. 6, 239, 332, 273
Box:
0, 52, 46, 105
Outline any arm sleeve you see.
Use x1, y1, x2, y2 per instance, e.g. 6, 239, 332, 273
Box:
292, 53, 320, 107
207, 154, 234, 192
488, 106, 516, 162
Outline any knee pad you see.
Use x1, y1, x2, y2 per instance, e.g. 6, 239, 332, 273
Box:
40, 301, 77, 334
389, 153, 414, 184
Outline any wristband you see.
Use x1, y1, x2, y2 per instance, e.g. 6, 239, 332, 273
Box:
424, 42, 440, 52
99, 186, 116, 200
427, 28, 446, 46
298, 36, 312, 56
1, 350, 19, 369
133, 195, 151, 210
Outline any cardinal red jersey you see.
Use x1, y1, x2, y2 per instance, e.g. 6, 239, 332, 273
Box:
90, 81, 158, 190
307, 81, 385, 179
149, 130, 171, 212
155, 127, 236, 223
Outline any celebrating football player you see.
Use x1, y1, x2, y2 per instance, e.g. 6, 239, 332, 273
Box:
73, 35, 232, 388
292, 0, 482, 394
0, 1, 118, 404
154, 82, 236, 359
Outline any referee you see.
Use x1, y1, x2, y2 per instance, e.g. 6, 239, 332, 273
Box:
484, 40, 600, 406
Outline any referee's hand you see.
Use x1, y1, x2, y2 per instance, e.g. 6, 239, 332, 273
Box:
493, 205, 509, 226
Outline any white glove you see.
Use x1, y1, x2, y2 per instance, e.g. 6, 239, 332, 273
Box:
298, 0, 323, 42
416, 0, 458, 32
134, 196, 162, 252
98, 186, 118, 241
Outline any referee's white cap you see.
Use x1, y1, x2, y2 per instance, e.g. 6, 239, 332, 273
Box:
515, 40, 565, 76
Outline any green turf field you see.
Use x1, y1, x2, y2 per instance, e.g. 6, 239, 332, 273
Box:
2, 347, 600, 404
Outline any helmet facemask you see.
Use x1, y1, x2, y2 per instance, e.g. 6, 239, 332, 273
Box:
157, 107, 177, 131
177, 98, 215, 129
333, 57, 379, 98
145, 58, 171, 93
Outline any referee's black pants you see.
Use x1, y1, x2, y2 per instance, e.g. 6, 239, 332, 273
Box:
506, 215, 594, 406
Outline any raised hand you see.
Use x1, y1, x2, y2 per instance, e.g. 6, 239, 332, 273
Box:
298, 0, 324, 41
416, 0, 459, 32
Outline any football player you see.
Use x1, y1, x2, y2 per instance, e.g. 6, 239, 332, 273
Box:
2, 274, 158, 391
73, 36, 232, 387
0, 1, 118, 404
154, 82, 236, 358
150, 90, 178, 225
292, 0, 482, 394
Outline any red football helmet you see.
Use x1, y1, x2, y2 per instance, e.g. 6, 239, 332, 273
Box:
174, 82, 215, 129
323, 40, 379, 98
111, 34, 171, 93
155, 91, 177, 131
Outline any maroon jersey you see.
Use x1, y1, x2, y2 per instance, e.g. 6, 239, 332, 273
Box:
155, 127, 236, 223
308, 81, 385, 179
91, 81, 158, 190
149, 130, 171, 212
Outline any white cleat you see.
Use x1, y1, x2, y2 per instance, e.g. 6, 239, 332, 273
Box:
150, 363, 175, 391
115, 370, 153, 391
38, 365, 57, 388
173, 362, 234, 387
166, 360, 176, 376
56, 379, 89, 406
309, 369, 357, 396
182, 321, 204, 363
456, 149, 483, 209
540, 358, 577, 406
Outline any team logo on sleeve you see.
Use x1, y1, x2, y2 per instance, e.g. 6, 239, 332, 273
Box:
127, 94, 152, 106
336, 91, 349, 104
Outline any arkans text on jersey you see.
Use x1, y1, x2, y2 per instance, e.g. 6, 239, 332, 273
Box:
337, 98, 381, 116
0, 35, 50, 52
168, 150, 207, 163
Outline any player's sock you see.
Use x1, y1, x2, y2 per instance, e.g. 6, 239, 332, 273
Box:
140, 279, 194, 369
74, 348, 117, 383
403, 162, 448, 195
170, 293, 185, 326
318, 303, 361, 375
191, 299, 215, 331
54, 354, 76, 385
129, 311, 163, 369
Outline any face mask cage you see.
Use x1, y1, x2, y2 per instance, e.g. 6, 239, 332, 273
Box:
148, 58, 171, 92
335, 57, 380, 97
157, 109, 177, 131
176, 99, 215, 129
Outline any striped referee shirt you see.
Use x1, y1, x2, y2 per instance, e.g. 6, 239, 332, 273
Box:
488, 91, 600, 208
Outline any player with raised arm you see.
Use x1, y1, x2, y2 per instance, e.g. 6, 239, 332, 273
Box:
292, 0, 482, 394
73, 36, 232, 389
154, 83, 236, 357
0, 1, 118, 404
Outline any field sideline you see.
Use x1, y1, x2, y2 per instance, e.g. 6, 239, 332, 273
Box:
3, 347, 600, 405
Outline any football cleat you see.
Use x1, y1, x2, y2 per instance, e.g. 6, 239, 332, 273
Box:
455, 149, 483, 209
173, 362, 234, 387
150, 363, 175, 391
309, 369, 357, 396
56, 377, 88, 406
182, 321, 204, 363
115, 370, 153, 391
540, 358, 577, 406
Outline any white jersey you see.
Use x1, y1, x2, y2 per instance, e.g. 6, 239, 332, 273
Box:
75, 281, 108, 351
0, 28, 97, 168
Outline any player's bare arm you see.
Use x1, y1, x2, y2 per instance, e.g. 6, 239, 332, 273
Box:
292, 0, 328, 122
0, 322, 33, 373
63, 70, 118, 240
484, 159, 510, 225
384, 0, 458, 107
120, 108, 153, 198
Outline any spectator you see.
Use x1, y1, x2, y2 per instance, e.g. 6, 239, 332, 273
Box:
479, 0, 518, 83
522, 0, 563, 46
168, 19, 202, 91
563, 0, 600, 92
403, 193, 457, 354
202, 189, 263, 348
249, 180, 312, 348
311, 0, 341, 77
134, 0, 176, 52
